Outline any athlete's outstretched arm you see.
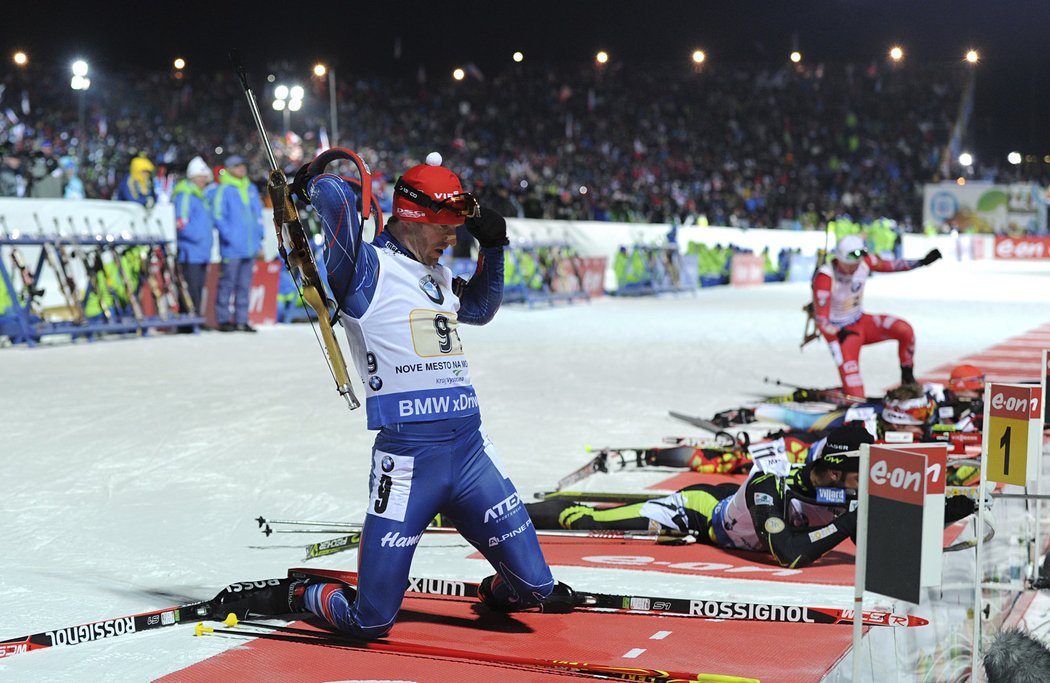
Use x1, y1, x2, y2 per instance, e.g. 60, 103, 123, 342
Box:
308, 174, 380, 318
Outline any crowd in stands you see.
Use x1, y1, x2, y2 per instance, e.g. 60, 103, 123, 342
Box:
0, 57, 1038, 230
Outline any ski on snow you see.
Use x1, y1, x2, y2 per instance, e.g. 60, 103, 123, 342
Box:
288, 567, 928, 628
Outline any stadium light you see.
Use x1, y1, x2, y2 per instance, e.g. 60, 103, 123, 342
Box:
512, 51, 524, 63
790, 51, 802, 64
965, 49, 979, 64
13, 51, 27, 67
272, 83, 303, 134
1007, 152, 1022, 165
70, 60, 90, 162
313, 63, 338, 147
889, 46, 904, 62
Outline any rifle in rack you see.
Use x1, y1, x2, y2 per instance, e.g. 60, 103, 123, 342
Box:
77, 218, 144, 325
58, 216, 118, 323
233, 52, 370, 410
9, 247, 44, 316
143, 217, 192, 315
33, 213, 86, 324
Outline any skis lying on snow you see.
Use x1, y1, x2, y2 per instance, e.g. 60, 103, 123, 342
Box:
554, 436, 748, 491
288, 566, 929, 628
197, 617, 752, 683
0, 599, 214, 658
0, 562, 928, 661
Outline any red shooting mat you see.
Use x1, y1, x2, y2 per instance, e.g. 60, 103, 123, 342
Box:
161, 592, 853, 683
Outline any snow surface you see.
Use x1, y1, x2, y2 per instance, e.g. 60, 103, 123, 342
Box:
1, 258, 1048, 681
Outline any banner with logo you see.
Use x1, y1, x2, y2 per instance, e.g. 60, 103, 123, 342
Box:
923, 182, 1046, 235
865, 446, 928, 603
882, 443, 948, 586
993, 235, 1050, 260
729, 253, 764, 287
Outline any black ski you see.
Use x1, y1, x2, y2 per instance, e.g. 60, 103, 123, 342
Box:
668, 410, 724, 432
287, 567, 928, 627
0, 600, 213, 658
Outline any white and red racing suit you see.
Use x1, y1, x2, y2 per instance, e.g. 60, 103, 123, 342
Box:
811, 255, 923, 398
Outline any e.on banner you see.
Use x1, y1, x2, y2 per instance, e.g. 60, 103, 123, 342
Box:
868, 447, 926, 505
866, 446, 927, 603
994, 236, 1050, 260
730, 253, 765, 286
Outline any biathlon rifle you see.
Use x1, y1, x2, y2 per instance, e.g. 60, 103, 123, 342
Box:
232, 53, 369, 410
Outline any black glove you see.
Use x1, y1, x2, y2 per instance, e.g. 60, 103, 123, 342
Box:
465, 207, 508, 248
944, 495, 978, 525
836, 328, 858, 344
920, 248, 942, 267
289, 162, 314, 205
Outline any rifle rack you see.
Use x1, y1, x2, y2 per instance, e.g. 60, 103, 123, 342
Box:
0, 230, 204, 347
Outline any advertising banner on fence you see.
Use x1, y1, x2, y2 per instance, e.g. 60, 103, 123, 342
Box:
730, 253, 764, 287
923, 182, 1046, 234
993, 235, 1050, 260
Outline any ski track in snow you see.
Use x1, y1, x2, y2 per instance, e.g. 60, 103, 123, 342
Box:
0, 258, 1048, 680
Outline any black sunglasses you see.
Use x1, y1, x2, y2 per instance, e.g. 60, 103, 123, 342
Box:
394, 178, 480, 219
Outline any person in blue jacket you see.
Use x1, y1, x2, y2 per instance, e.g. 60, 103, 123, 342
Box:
114, 154, 156, 207
172, 156, 214, 315
211, 154, 263, 332
213, 151, 572, 637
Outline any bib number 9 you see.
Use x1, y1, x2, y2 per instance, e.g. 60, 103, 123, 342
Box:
409, 309, 463, 357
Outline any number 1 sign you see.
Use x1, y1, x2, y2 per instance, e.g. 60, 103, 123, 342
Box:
983, 383, 1043, 485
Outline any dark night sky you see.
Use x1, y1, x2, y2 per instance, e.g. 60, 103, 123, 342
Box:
5, 0, 1050, 157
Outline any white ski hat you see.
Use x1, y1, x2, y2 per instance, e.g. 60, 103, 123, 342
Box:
186, 156, 212, 179
834, 234, 867, 262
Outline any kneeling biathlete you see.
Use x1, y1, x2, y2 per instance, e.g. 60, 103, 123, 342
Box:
215, 152, 571, 637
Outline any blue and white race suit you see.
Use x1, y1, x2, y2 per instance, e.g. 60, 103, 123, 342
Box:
300, 174, 553, 638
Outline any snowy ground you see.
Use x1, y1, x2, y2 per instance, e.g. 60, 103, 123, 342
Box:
1, 258, 1048, 681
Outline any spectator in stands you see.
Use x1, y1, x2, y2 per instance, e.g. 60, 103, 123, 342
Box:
0, 148, 25, 198
60, 157, 85, 200
28, 140, 63, 198
172, 156, 215, 316
211, 154, 263, 333
115, 154, 157, 207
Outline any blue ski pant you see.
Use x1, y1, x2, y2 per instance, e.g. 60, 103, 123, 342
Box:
303, 413, 554, 638
215, 258, 254, 325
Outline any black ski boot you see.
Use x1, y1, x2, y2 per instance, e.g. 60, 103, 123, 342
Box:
478, 574, 577, 614
538, 582, 577, 614
901, 365, 916, 386
211, 578, 309, 619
